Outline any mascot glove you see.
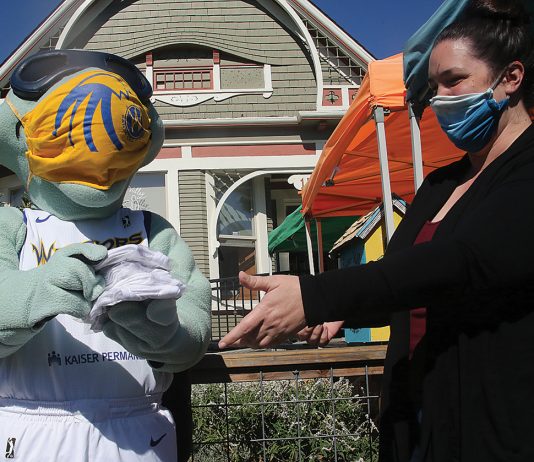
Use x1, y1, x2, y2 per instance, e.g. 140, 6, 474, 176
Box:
26, 243, 108, 328
0, 242, 107, 356
102, 298, 180, 363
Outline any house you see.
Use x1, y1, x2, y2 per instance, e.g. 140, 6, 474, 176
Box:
0, 0, 373, 281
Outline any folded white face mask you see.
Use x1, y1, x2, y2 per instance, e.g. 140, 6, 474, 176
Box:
87, 244, 186, 332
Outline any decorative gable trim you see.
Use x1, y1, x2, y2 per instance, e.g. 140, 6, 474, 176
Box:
288, 0, 374, 66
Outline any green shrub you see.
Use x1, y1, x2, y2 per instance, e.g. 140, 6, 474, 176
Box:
191, 377, 378, 461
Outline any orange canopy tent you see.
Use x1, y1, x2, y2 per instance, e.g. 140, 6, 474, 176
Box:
301, 54, 463, 224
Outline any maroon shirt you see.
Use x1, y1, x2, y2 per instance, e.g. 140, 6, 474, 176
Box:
409, 220, 441, 358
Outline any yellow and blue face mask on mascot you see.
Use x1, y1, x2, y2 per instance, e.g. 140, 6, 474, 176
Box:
6, 69, 151, 190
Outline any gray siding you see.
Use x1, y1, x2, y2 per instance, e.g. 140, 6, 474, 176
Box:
72, 0, 317, 118
178, 171, 210, 278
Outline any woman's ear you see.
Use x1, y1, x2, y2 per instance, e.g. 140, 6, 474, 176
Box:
503, 61, 525, 96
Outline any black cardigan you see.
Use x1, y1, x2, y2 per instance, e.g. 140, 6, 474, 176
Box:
300, 123, 534, 462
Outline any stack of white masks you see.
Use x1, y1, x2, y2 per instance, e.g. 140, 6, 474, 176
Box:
88, 244, 186, 332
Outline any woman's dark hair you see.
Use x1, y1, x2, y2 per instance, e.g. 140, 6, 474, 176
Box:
435, 0, 534, 106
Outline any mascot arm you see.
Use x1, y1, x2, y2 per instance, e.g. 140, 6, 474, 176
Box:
0, 207, 107, 357
103, 213, 211, 373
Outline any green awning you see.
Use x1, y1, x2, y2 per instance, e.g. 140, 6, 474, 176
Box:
268, 206, 356, 254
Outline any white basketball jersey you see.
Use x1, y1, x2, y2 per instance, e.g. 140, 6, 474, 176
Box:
0, 208, 172, 401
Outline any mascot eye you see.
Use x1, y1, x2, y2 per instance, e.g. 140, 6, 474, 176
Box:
15, 121, 22, 140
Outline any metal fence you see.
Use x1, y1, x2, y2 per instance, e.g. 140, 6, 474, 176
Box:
209, 275, 257, 344
209, 274, 282, 346
192, 275, 385, 461
190, 364, 381, 462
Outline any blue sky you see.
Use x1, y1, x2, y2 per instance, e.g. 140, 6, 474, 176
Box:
312, 0, 443, 58
0, 0, 443, 64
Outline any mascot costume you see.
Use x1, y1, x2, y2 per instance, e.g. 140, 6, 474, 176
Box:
0, 50, 211, 461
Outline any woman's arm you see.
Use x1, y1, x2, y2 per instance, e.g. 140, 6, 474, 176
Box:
220, 176, 534, 348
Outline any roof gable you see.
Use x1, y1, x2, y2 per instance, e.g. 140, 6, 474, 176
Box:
1, 0, 373, 94
289, 0, 374, 66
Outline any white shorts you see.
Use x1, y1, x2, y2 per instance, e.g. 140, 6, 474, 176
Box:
0, 397, 177, 461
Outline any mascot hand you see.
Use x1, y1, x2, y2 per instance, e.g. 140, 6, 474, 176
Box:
102, 299, 180, 363
0, 242, 107, 357
31, 243, 108, 325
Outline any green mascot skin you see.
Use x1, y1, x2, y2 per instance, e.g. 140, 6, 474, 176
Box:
0, 51, 211, 461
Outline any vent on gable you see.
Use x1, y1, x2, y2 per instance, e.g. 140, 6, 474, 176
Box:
40, 27, 64, 52
302, 19, 365, 86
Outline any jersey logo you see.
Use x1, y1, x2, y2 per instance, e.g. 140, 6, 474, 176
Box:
150, 433, 167, 447
53, 72, 130, 152
48, 351, 62, 367
31, 240, 57, 266
30, 233, 143, 266
123, 106, 145, 141
87, 232, 144, 250
5, 437, 15, 458
35, 215, 53, 224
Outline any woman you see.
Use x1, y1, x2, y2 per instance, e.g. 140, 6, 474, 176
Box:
221, 1, 534, 461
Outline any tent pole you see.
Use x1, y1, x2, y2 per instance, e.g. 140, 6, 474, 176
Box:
316, 218, 324, 273
374, 106, 395, 243
409, 102, 424, 191
304, 219, 316, 275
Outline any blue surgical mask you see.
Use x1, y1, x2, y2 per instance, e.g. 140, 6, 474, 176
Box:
430, 77, 509, 152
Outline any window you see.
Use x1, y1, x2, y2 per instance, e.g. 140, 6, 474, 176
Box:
217, 180, 254, 238
148, 47, 271, 100
218, 243, 256, 279
123, 173, 167, 218
154, 68, 213, 91
215, 175, 258, 280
